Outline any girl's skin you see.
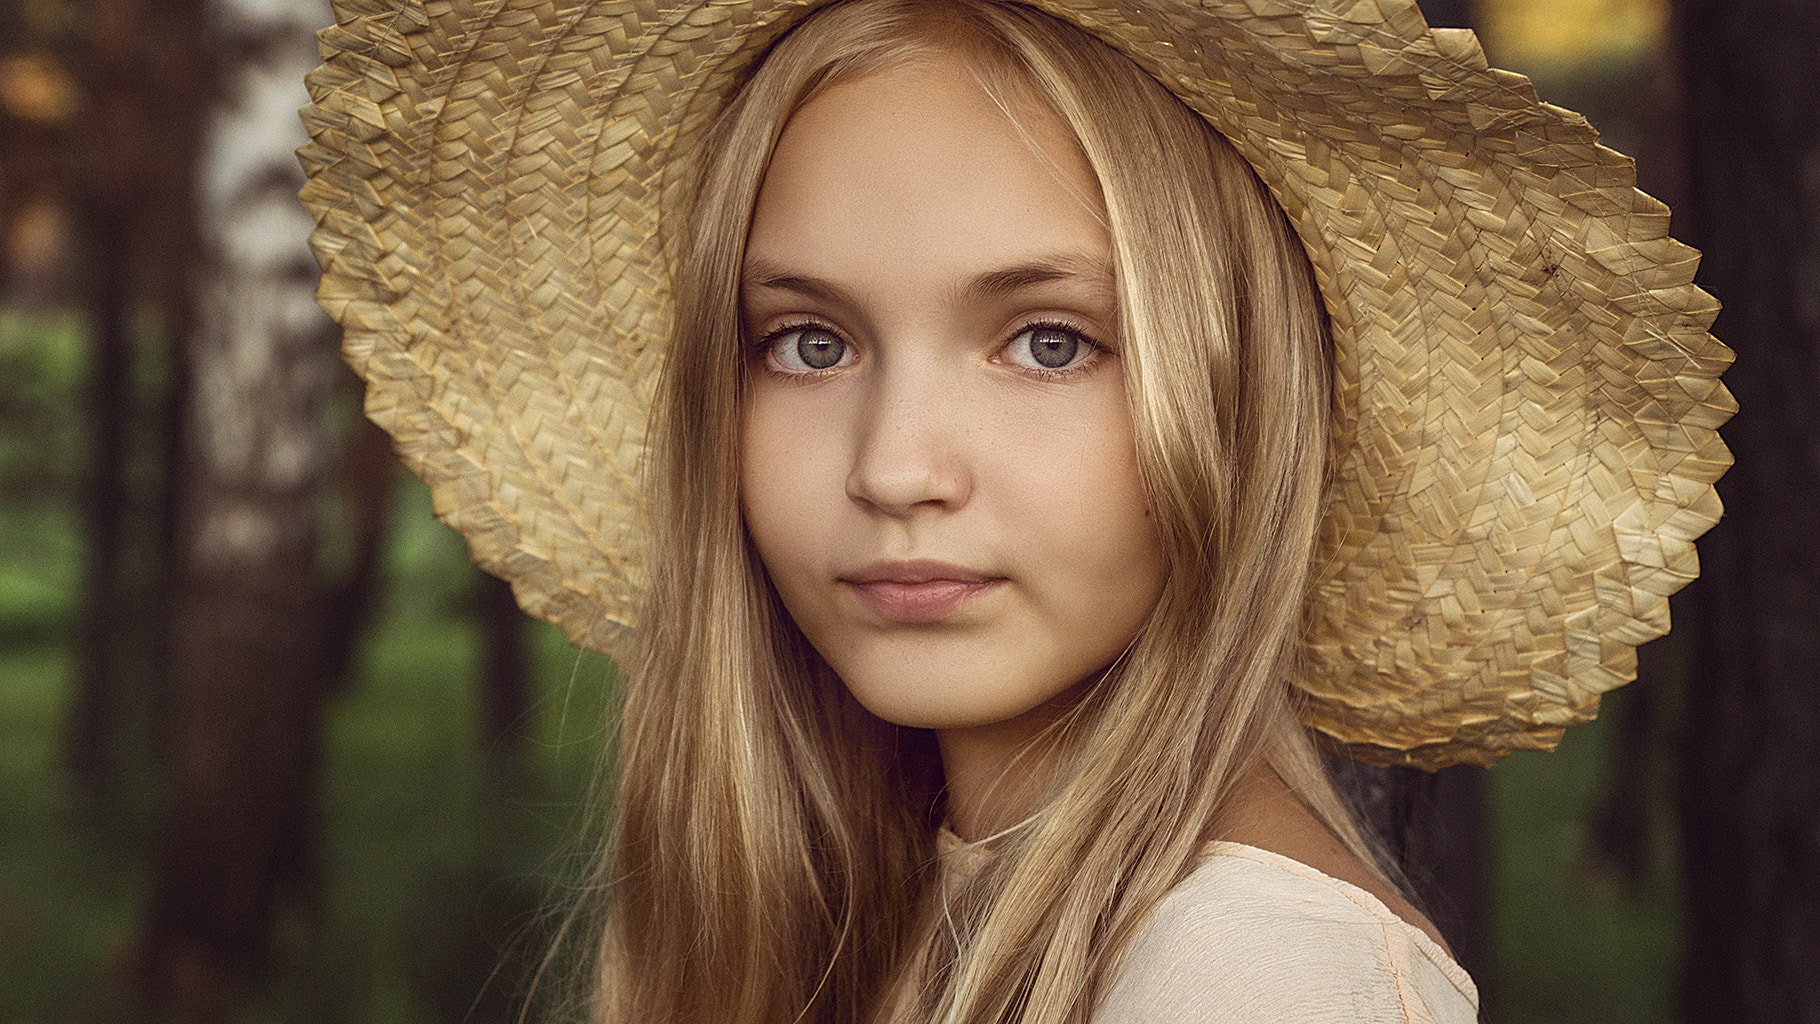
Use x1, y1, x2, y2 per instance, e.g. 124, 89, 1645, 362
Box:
740, 54, 1165, 837
738, 52, 1447, 949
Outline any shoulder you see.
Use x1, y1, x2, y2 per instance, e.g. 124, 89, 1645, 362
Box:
1094, 844, 1480, 1024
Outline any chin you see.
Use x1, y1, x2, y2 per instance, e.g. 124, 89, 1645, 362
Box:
836, 668, 1084, 735
846, 687, 1003, 732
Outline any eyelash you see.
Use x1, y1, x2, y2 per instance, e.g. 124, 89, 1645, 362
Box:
1003, 318, 1106, 379
751, 318, 1109, 380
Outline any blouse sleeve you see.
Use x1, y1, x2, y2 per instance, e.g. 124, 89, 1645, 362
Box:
1093, 849, 1479, 1024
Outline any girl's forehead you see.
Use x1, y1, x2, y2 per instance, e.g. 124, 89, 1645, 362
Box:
746, 55, 1107, 285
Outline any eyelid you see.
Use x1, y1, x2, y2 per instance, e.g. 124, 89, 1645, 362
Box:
751, 316, 837, 354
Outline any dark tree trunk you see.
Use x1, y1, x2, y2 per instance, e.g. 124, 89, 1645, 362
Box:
480, 571, 532, 752
322, 402, 397, 692
137, 0, 337, 1015
1414, 0, 1474, 29
1585, 681, 1659, 886
66, 0, 209, 807
66, 0, 152, 804
68, 199, 134, 801
1675, 1, 1820, 1021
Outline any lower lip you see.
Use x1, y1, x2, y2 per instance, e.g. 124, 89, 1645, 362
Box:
846, 579, 1001, 623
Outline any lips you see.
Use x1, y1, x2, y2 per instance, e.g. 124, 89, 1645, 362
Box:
842, 559, 1003, 623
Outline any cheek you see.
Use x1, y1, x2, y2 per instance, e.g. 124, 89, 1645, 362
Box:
739, 394, 841, 591
739, 405, 791, 568
998, 389, 1155, 555
974, 386, 1168, 676
1046, 402, 1163, 614
1037, 428, 1165, 626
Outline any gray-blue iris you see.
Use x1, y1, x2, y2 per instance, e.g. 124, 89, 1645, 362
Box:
1028, 328, 1078, 368
797, 329, 845, 369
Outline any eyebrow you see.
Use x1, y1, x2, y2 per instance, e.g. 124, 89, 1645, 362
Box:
968, 255, 1115, 299
741, 253, 1116, 307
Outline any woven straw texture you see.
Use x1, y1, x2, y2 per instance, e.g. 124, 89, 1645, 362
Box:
299, 0, 1734, 768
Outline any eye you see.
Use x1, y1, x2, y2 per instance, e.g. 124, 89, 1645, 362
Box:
1000, 323, 1098, 373
765, 325, 854, 374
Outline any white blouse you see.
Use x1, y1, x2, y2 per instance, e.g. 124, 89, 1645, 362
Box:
1095, 842, 1479, 1023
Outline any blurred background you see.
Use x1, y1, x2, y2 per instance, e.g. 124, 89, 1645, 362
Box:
1, 0, 1812, 1021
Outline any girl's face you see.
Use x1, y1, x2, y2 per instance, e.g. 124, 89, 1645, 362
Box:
739, 54, 1168, 743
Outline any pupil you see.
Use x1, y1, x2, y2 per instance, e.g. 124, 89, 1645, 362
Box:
797, 330, 845, 370
1030, 329, 1078, 369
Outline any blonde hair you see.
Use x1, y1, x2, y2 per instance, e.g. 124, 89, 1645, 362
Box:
583, 1, 1375, 1021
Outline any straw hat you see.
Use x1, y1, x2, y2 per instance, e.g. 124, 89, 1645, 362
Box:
300, 0, 1733, 768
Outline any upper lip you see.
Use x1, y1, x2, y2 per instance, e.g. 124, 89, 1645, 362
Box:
842, 559, 998, 585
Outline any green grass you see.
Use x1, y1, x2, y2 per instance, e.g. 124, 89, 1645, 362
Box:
0, 646, 150, 1023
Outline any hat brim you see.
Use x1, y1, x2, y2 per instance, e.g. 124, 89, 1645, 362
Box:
300, 0, 1733, 767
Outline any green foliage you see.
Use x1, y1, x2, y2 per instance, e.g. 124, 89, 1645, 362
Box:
0, 310, 85, 500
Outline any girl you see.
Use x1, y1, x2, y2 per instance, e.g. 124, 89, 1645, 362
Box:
300, 0, 1733, 1020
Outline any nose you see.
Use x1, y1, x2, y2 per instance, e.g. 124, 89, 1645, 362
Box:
845, 362, 972, 517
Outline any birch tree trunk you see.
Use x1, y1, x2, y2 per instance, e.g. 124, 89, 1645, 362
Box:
138, 0, 337, 1012
1675, 1, 1820, 1021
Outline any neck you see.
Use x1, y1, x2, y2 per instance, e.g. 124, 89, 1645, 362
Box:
936, 702, 1076, 842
